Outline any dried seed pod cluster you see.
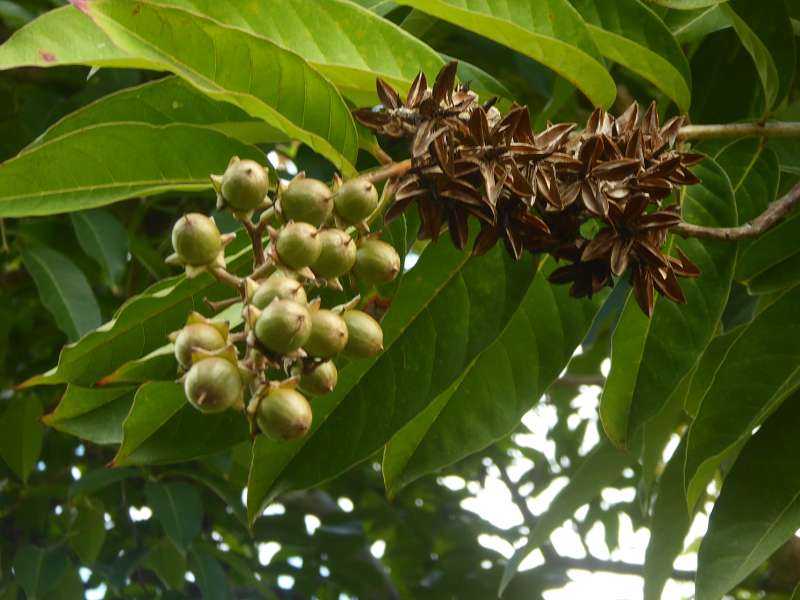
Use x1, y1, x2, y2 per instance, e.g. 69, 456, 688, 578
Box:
355, 62, 704, 316
166, 158, 400, 441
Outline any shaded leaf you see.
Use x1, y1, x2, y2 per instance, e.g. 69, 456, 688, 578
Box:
143, 540, 186, 591
68, 497, 106, 565
70, 209, 129, 288
0, 395, 42, 483
145, 480, 203, 549
12, 545, 70, 600
44, 385, 137, 445
189, 548, 231, 600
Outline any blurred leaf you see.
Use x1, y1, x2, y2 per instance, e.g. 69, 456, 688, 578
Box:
85, 0, 358, 174
145, 480, 203, 550
685, 282, 800, 508
697, 390, 800, 600
720, 0, 795, 109
0, 395, 42, 483
114, 381, 248, 466
12, 545, 70, 600
21, 246, 101, 340
43, 385, 137, 445
0, 123, 264, 218
666, 6, 730, 43
500, 441, 632, 593
650, 0, 727, 7
570, 0, 692, 111
396, 0, 617, 107
165, 469, 247, 527
70, 209, 129, 288
68, 497, 106, 565
247, 239, 538, 521
382, 258, 605, 496
68, 467, 138, 500
189, 548, 231, 600
0, 5, 155, 70
143, 540, 186, 591
601, 158, 737, 448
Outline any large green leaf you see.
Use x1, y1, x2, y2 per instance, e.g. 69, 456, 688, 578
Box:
570, 0, 692, 111
650, 0, 728, 7
684, 283, 800, 508
696, 390, 800, 600
683, 325, 744, 417
247, 237, 537, 522
114, 381, 248, 466
666, 6, 730, 44
43, 385, 137, 445
500, 441, 633, 594
0, 123, 263, 217
12, 546, 70, 600
68, 497, 106, 565
382, 259, 605, 495
0, 395, 42, 483
35, 76, 285, 147
715, 138, 779, 226
83, 0, 358, 173
737, 211, 800, 293
21, 245, 102, 340
600, 158, 737, 448
395, 0, 617, 108
720, 0, 795, 109
0, 5, 153, 70
145, 480, 203, 549
70, 209, 129, 288
143, 0, 446, 107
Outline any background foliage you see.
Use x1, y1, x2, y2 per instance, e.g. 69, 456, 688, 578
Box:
0, 0, 799, 598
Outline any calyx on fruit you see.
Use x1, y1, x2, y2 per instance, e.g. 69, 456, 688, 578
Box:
353, 239, 401, 285
294, 360, 338, 396
183, 354, 243, 413
254, 298, 312, 355
256, 387, 312, 441
212, 156, 270, 213
341, 309, 384, 358
311, 228, 356, 279
169, 213, 223, 267
169, 311, 229, 369
334, 177, 378, 224
251, 272, 307, 309
274, 222, 321, 270
279, 175, 333, 227
304, 308, 348, 358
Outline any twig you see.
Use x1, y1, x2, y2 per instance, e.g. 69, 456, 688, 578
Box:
363, 158, 413, 185
209, 266, 244, 291
675, 181, 800, 241
677, 121, 800, 141
241, 217, 266, 266
548, 554, 695, 581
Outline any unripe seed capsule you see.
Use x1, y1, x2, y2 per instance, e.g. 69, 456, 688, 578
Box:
171, 213, 221, 265
221, 158, 269, 211
311, 229, 357, 278
252, 272, 307, 309
255, 299, 312, 354
296, 361, 338, 396
276, 222, 321, 270
281, 177, 333, 226
257, 388, 312, 441
334, 177, 378, 224
184, 357, 242, 413
174, 323, 227, 369
304, 309, 348, 358
353, 240, 401, 285
341, 310, 384, 359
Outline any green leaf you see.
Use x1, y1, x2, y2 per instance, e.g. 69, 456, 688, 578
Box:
696, 390, 800, 600
247, 237, 536, 522
68, 467, 138, 500
643, 441, 695, 600
70, 209, 129, 288
0, 5, 154, 70
68, 497, 106, 565
683, 325, 744, 417
684, 282, 800, 508
114, 382, 248, 466
395, 0, 617, 108
164, 469, 247, 527
720, 0, 796, 109
98, 345, 178, 385
0, 395, 42, 483
44, 385, 137, 445
737, 211, 800, 293
1, 122, 264, 218
143, 540, 186, 591
569, 0, 692, 111
500, 441, 633, 594
382, 258, 605, 496
21, 246, 101, 340
12, 545, 70, 600
35, 76, 286, 148
666, 6, 730, 44
650, 0, 727, 7
600, 158, 737, 448
84, 0, 358, 174
189, 548, 230, 600
716, 138, 780, 227
349, 0, 399, 15
145, 480, 203, 549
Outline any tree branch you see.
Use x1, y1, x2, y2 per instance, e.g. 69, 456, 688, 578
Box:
363, 158, 412, 185
675, 181, 800, 241
678, 121, 800, 141
549, 554, 696, 581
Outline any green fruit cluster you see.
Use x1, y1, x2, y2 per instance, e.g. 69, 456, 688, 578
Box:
166, 159, 402, 443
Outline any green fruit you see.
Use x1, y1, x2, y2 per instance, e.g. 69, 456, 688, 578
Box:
256, 388, 312, 441
311, 229, 357, 278
252, 272, 307, 309
296, 361, 338, 396
353, 240, 401, 285
171, 213, 221, 265
276, 222, 321, 270
255, 299, 312, 354
281, 177, 333, 226
304, 310, 348, 358
183, 357, 242, 413
221, 158, 269, 211
174, 323, 227, 368
334, 177, 378, 223
341, 310, 383, 359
